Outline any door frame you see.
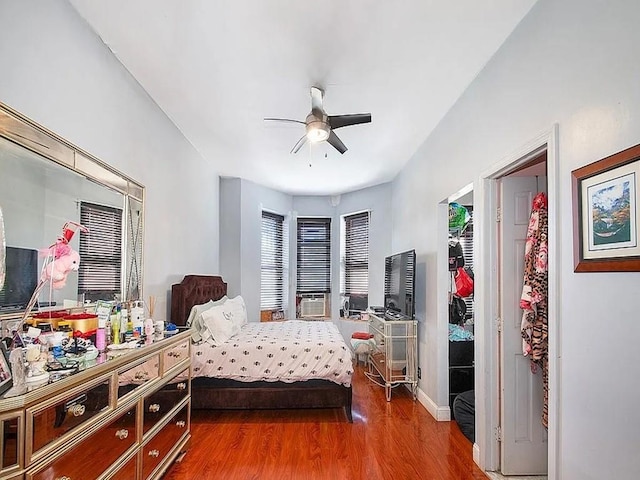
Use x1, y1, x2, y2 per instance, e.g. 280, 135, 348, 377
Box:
436, 184, 475, 421
474, 124, 560, 478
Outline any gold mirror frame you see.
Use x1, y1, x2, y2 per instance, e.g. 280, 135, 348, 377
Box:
0, 102, 144, 321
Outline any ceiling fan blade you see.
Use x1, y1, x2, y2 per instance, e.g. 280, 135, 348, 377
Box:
291, 134, 308, 154
310, 86, 324, 114
264, 117, 305, 125
327, 131, 347, 154
328, 113, 371, 130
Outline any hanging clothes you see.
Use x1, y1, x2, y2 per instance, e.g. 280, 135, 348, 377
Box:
448, 236, 465, 271
449, 202, 471, 231
519, 191, 549, 428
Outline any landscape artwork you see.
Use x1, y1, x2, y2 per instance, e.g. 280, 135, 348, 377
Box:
587, 172, 635, 251
572, 137, 640, 272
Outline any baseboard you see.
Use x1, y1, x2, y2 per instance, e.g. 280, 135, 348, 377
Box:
417, 387, 451, 421
473, 443, 481, 466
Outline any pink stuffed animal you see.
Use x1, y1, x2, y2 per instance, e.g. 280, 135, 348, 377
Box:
39, 222, 87, 290
41, 248, 81, 289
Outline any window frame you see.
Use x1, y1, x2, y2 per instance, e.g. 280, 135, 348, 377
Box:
260, 210, 285, 310
296, 217, 331, 295
341, 211, 370, 303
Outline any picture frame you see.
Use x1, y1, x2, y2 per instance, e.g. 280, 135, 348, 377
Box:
572, 143, 640, 272
0, 343, 12, 396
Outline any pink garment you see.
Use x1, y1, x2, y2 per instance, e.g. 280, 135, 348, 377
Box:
519, 191, 549, 428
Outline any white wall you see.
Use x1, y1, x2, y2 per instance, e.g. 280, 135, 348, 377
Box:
0, 0, 220, 322
219, 178, 242, 298
219, 177, 293, 321
219, 180, 392, 322
294, 184, 392, 319
392, 0, 640, 478
333, 184, 392, 315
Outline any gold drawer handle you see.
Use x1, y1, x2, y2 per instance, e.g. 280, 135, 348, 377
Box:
55, 477, 71, 480
70, 404, 85, 417
148, 449, 160, 457
148, 403, 161, 413
176, 382, 187, 390
134, 371, 149, 381
115, 428, 129, 440
176, 420, 186, 428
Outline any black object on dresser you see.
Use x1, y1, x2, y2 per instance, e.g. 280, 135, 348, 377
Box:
449, 340, 474, 413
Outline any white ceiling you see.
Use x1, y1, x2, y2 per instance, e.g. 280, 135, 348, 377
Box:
69, 0, 537, 196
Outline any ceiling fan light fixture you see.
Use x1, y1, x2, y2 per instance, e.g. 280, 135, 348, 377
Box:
306, 121, 330, 142
265, 87, 370, 154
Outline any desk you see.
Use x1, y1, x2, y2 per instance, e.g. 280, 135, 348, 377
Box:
0, 331, 191, 480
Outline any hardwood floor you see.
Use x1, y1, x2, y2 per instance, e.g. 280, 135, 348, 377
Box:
164, 365, 487, 480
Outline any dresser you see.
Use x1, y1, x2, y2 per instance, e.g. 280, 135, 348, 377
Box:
0, 330, 191, 480
367, 313, 418, 401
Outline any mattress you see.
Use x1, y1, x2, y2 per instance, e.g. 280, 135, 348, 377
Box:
191, 320, 353, 387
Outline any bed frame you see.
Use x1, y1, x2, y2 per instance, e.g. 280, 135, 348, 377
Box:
170, 275, 353, 422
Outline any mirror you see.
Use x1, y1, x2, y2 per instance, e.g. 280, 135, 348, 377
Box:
0, 102, 144, 321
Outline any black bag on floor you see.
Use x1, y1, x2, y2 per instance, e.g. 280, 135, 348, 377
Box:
453, 390, 475, 443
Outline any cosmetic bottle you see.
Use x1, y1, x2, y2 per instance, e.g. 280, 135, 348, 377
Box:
144, 317, 154, 338
112, 314, 120, 345
96, 327, 106, 351
111, 305, 120, 345
120, 307, 129, 342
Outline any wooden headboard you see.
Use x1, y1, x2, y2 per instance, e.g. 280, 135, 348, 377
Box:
170, 275, 228, 326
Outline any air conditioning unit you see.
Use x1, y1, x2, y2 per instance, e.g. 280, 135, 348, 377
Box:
300, 294, 326, 317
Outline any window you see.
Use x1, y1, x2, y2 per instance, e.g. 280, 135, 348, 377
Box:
459, 206, 474, 318
261, 211, 285, 310
296, 218, 331, 294
78, 202, 123, 301
341, 211, 369, 306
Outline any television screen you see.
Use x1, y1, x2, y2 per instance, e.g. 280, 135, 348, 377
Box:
0, 246, 38, 312
384, 249, 416, 319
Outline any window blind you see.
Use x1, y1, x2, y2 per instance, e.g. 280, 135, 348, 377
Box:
261, 211, 284, 310
78, 202, 123, 300
343, 211, 369, 295
460, 206, 474, 318
296, 217, 331, 294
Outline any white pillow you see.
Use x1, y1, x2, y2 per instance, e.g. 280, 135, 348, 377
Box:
224, 295, 248, 331
187, 296, 228, 343
200, 303, 236, 345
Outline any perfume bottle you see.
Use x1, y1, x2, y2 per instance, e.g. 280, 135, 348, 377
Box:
144, 317, 154, 338
96, 327, 106, 351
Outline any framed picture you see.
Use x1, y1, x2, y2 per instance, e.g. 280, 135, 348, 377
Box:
0, 343, 12, 396
572, 143, 640, 272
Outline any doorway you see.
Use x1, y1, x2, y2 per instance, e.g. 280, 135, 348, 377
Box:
474, 126, 559, 479
446, 188, 476, 433
498, 157, 548, 476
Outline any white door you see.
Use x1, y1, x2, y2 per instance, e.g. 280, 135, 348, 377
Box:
499, 176, 548, 475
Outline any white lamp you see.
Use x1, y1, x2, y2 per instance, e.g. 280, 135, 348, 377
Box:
306, 120, 330, 142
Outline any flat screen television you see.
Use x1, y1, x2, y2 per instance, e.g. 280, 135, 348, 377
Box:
0, 246, 38, 312
384, 249, 416, 319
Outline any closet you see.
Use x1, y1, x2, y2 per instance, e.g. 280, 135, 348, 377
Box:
448, 201, 474, 411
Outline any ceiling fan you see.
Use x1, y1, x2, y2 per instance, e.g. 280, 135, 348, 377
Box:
264, 86, 371, 155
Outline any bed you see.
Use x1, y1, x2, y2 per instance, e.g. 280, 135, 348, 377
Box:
170, 275, 353, 422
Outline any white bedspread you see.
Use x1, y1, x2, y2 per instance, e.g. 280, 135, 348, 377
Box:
191, 320, 353, 387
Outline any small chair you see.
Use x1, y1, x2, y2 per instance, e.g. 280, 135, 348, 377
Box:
350, 332, 375, 365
